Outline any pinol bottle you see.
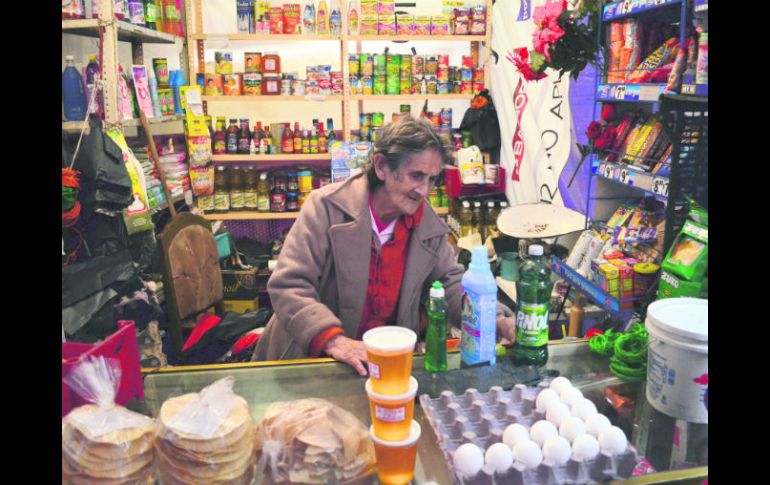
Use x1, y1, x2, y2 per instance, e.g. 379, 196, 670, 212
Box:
511, 245, 554, 367
425, 281, 448, 372
460, 246, 498, 367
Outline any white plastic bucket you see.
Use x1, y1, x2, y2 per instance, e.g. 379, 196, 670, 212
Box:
645, 298, 708, 423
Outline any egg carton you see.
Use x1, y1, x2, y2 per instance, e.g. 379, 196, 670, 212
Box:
419, 382, 639, 484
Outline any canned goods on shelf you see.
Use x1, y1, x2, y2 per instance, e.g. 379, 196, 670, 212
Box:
223, 74, 242, 95
372, 112, 385, 127
362, 76, 374, 95
460, 68, 473, 82
426, 76, 438, 94
437, 82, 450, 94
349, 55, 360, 76
349, 76, 361, 94
360, 55, 374, 76
292, 79, 306, 96
361, 113, 372, 127
373, 77, 386, 95
400, 76, 412, 94
472, 82, 484, 94
461, 81, 473, 95
461, 56, 474, 69
436, 67, 449, 82
473, 68, 485, 82
412, 56, 425, 77
437, 55, 449, 68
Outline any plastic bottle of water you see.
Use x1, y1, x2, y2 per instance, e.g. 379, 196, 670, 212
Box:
460, 246, 498, 367
62, 56, 87, 121
425, 281, 448, 372
511, 245, 554, 367
147, 69, 162, 117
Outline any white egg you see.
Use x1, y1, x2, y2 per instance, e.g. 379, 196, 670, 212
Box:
529, 420, 558, 447
535, 388, 560, 413
542, 436, 572, 466
485, 442, 514, 472
502, 423, 530, 449
571, 434, 600, 461
571, 398, 598, 421
513, 439, 543, 469
559, 387, 584, 407
598, 426, 628, 455
453, 443, 484, 477
549, 376, 572, 394
559, 416, 587, 443
545, 401, 571, 427
585, 413, 612, 437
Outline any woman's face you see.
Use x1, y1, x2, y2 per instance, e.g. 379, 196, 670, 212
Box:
375, 149, 442, 216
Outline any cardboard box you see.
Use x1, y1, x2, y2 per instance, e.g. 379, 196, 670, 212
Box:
658, 270, 706, 299
360, 0, 378, 17
619, 266, 634, 293
222, 268, 261, 314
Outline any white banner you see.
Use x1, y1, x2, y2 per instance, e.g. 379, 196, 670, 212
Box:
490, 0, 576, 208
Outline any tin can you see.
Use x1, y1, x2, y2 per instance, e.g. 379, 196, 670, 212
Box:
371, 127, 380, 143
373, 75, 386, 95
426, 76, 438, 94
292, 79, 306, 95
451, 81, 461, 94
462, 55, 474, 69
400, 104, 411, 114
245, 52, 262, 73
473, 68, 485, 82
360, 54, 374, 76
460, 81, 473, 95
349, 75, 362, 94
373, 54, 387, 74
429, 112, 440, 127
349, 55, 360, 76
297, 170, 314, 193
399, 55, 412, 75
360, 113, 372, 127
437, 55, 449, 68
437, 82, 450, 94
460, 68, 474, 82
362, 75, 373, 95
452, 133, 463, 150
306, 65, 319, 81
400, 75, 412, 94
437, 67, 449, 82
440, 108, 452, 126
386, 55, 400, 77
243, 73, 262, 95
306, 80, 319, 95
386, 75, 400, 95
214, 52, 233, 74
281, 79, 292, 95
204, 74, 224, 96
425, 57, 438, 75
372, 112, 385, 127
223, 74, 243, 95
153, 58, 170, 86
412, 56, 425, 77
472, 82, 484, 94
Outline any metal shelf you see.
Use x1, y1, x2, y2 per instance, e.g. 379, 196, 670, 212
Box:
596, 83, 666, 103
202, 95, 343, 102
351, 94, 475, 101
349, 35, 487, 42
213, 154, 332, 162
602, 0, 682, 22
595, 161, 670, 199
191, 33, 342, 41
62, 19, 182, 44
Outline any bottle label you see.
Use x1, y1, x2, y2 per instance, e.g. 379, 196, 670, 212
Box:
515, 301, 549, 347
238, 138, 251, 153
375, 406, 406, 423
310, 140, 319, 153
243, 193, 258, 209
198, 195, 215, 211
214, 194, 230, 211
214, 139, 226, 154
460, 290, 497, 366
227, 134, 238, 152
230, 192, 245, 209
368, 362, 381, 379
257, 195, 270, 211
165, 5, 180, 21
145, 5, 158, 22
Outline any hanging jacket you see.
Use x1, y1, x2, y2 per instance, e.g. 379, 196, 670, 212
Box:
459, 89, 502, 152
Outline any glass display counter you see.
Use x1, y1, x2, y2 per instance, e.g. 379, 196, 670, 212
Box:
138, 340, 707, 484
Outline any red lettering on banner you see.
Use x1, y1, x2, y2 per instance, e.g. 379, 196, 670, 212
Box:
511, 79, 528, 182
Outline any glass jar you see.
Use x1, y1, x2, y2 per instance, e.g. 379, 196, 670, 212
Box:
286, 171, 299, 192
286, 192, 299, 212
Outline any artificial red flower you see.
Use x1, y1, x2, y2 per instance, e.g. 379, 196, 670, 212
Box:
601, 104, 617, 122
585, 328, 605, 339
534, 0, 568, 30
507, 48, 547, 82
532, 0, 568, 62
595, 125, 617, 151
586, 121, 602, 140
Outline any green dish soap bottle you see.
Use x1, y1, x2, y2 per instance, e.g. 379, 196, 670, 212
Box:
425, 281, 448, 372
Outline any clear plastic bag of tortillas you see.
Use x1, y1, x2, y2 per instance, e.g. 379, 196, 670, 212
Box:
62, 356, 156, 485
155, 376, 256, 485
254, 398, 376, 485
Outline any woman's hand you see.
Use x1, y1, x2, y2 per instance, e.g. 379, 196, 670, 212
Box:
497, 314, 517, 345
324, 335, 369, 376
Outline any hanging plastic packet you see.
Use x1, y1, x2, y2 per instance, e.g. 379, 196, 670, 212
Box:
62, 356, 156, 484
106, 128, 155, 234
190, 165, 215, 197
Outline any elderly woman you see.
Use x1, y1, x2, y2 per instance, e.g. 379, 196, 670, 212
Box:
252, 117, 514, 374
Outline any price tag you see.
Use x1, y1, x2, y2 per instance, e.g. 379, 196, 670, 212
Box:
598, 163, 606, 175
652, 177, 669, 197
620, 0, 632, 14
619, 168, 630, 184
604, 164, 614, 179
615, 85, 627, 100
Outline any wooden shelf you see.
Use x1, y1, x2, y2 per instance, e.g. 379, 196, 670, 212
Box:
213, 154, 332, 162
349, 35, 487, 42
63, 115, 184, 134
202, 212, 300, 221
191, 33, 342, 41
351, 94, 475, 101
62, 19, 182, 44
202, 95, 344, 102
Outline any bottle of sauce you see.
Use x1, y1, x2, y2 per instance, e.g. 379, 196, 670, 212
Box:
286, 192, 299, 212
302, 130, 311, 154
486, 200, 500, 238
256, 172, 271, 212
213, 166, 231, 213
310, 127, 319, 154
318, 125, 327, 153
316, 1, 329, 35
251, 121, 264, 154
226, 119, 239, 154
243, 165, 258, 211
326, 118, 337, 146
237, 119, 251, 154
270, 173, 288, 212
264, 126, 273, 154
213, 116, 227, 154
282, 123, 295, 153
229, 165, 245, 211
293, 122, 303, 153
287, 171, 299, 192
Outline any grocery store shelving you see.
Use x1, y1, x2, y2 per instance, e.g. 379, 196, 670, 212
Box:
201, 95, 344, 103
213, 154, 333, 162
190, 33, 341, 41
62, 19, 182, 44
595, 161, 669, 199
62, 114, 184, 134
602, 0, 682, 21
204, 206, 448, 221
351, 94, 476, 101
349, 35, 487, 42
596, 83, 666, 103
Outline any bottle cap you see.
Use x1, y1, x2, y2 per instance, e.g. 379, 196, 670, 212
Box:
470, 246, 490, 270
529, 245, 544, 256
66, 55, 74, 61
430, 280, 445, 298
487, 201, 496, 208
474, 201, 481, 208
462, 201, 470, 208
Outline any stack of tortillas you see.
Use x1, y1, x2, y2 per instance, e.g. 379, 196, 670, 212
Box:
155, 379, 255, 485
255, 398, 375, 484
62, 404, 156, 485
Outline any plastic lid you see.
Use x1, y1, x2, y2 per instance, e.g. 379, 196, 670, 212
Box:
474, 201, 481, 208
462, 201, 471, 208
487, 201, 496, 208
88, 55, 97, 61
646, 298, 708, 342
529, 245, 544, 256
362, 326, 417, 353
430, 281, 445, 298
470, 246, 490, 270
65, 55, 74, 61
370, 421, 421, 447
365, 376, 418, 401
633, 262, 660, 275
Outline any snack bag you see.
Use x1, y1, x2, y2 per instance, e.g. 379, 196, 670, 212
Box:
255, 398, 375, 484
607, 204, 634, 228
360, 15, 378, 35
430, 15, 450, 35
626, 38, 679, 83
662, 219, 708, 281
457, 145, 484, 184
414, 15, 431, 35
470, 6, 487, 35
360, 0, 377, 17
396, 13, 414, 35
62, 356, 156, 485
187, 135, 213, 168
378, 15, 396, 35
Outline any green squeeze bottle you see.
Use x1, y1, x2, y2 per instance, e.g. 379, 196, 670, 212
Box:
511, 244, 554, 367
425, 281, 448, 372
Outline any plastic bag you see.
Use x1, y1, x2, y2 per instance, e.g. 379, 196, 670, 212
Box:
156, 376, 255, 485
255, 398, 375, 484
62, 356, 156, 484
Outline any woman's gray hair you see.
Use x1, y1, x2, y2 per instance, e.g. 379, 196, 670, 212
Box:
365, 116, 452, 190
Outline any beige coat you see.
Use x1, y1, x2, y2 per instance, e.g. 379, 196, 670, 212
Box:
251, 172, 464, 361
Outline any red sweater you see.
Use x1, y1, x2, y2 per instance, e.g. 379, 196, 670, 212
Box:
309, 202, 425, 356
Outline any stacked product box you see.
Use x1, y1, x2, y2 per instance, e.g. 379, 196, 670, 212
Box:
354, 1, 486, 36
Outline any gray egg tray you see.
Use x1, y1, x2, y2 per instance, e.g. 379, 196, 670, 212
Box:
419, 382, 639, 484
